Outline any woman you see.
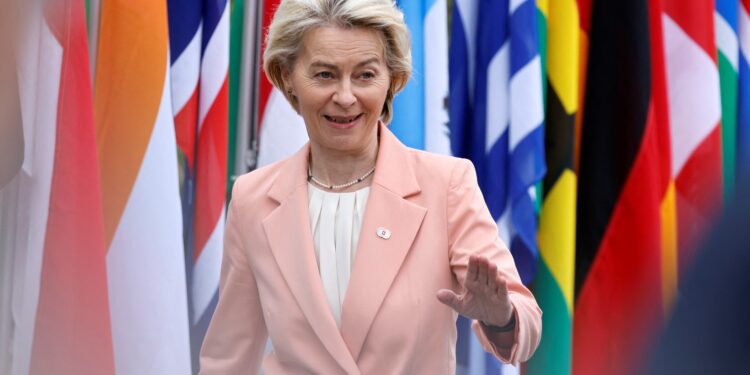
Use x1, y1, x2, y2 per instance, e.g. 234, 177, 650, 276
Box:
200, 0, 541, 373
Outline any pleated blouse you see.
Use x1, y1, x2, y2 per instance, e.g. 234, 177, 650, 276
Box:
307, 183, 370, 327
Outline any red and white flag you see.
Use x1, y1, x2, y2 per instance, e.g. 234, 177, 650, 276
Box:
257, 0, 307, 167
2, 1, 114, 373
661, 0, 723, 273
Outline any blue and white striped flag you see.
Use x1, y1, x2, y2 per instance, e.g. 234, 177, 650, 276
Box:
450, 0, 545, 373
393, 0, 451, 154
739, 0, 750, 172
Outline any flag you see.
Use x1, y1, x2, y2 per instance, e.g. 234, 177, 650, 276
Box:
715, 0, 739, 201
167, 5, 201, 343
392, 0, 425, 149
257, 0, 308, 167
573, 0, 591, 173
537, 0, 547, 103
95, 0, 191, 372
449, 0, 545, 294
194, 0, 229, 365
228, 0, 243, 193
739, 0, 750, 172
450, 0, 545, 373
661, 0, 723, 277
167, 0, 229, 368
423, 0, 451, 154
573, 0, 672, 373
2, 1, 114, 373
527, 0, 578, 373
392, 0, 451, 155
168, 0, 200, 173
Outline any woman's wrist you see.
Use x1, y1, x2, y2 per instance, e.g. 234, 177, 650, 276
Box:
480, 311, 516, 333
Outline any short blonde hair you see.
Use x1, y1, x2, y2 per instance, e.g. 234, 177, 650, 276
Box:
263, 0, 412, 124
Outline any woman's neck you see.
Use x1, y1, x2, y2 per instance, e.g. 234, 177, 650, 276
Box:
309, 136, 378, 192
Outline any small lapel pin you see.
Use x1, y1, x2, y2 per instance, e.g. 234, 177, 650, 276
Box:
376, 227, 391, 240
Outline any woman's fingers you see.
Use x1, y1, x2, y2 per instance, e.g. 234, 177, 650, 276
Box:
487, 262, 498, 286
436, 289, 462, 310
444, 259, 513, 323
468, 255, 505, 295
477, 257, 489, 288
466, 255, 479, 286
487, 262, 499, 299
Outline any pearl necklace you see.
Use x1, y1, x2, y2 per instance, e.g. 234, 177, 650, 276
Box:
307, 164, 376, 190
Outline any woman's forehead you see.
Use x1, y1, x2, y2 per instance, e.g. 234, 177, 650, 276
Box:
298, 26, 386, 64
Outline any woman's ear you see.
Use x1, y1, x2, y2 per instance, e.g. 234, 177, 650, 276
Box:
281, 68, 293, 95
280, 67, 299, 113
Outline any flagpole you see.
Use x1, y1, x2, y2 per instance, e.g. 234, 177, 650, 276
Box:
87, 0, 100, 84
234, 0, 261, 180
249, 0, 262, 171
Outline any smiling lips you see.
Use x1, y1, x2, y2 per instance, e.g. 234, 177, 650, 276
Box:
324, 113, 364, 128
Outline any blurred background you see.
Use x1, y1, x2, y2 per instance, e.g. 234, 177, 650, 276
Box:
0, 0, 748, 374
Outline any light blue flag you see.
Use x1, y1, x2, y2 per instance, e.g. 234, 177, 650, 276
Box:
392, 0, 450, 154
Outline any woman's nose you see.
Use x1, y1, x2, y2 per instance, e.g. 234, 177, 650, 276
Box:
333, 81, 356, 108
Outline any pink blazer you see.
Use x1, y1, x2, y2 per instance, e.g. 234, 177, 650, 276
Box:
200, 124, 541, 374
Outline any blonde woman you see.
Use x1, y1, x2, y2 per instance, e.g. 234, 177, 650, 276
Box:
199, 0, 541, 373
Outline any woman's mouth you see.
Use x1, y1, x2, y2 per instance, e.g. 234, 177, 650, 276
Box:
323, 113, 363, 128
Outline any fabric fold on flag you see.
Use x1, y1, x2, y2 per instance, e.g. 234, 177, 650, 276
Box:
573, 0, 673, 373
95, 0, 191, 372
662, 0, 723, 277
527, 0, 578, 373
450, 0, 545, 373
168, 0, 229, 369
2, 1, 115, 374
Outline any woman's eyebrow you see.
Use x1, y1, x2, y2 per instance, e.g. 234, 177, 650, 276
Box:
355, 57, 380, 68
308, 57, 381, 70
309, 61, 338, 70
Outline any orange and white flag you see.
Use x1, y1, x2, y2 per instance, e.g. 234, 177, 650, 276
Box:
95, 0, 191, 372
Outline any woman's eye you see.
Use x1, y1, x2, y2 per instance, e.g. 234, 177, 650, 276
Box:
315, 71, 333, 79
360, 71, 376, 80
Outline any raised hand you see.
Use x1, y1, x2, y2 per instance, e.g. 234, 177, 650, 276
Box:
436, 255, 515, 327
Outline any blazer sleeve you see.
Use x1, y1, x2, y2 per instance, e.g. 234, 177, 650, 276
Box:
199, 181, 268, 374
446, 159, 542, 365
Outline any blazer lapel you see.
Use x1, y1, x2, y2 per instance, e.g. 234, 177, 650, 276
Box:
340, 124, 427, 361
262, 145, 359, 374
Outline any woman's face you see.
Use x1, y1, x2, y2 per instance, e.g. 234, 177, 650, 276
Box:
282, 26, 390, 156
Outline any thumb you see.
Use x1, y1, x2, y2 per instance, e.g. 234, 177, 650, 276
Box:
436, 289, 462, 310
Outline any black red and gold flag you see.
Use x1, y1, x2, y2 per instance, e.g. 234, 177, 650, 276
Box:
573, 0, 672, 373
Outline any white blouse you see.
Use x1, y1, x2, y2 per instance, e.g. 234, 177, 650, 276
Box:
307, 183, 370, 327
